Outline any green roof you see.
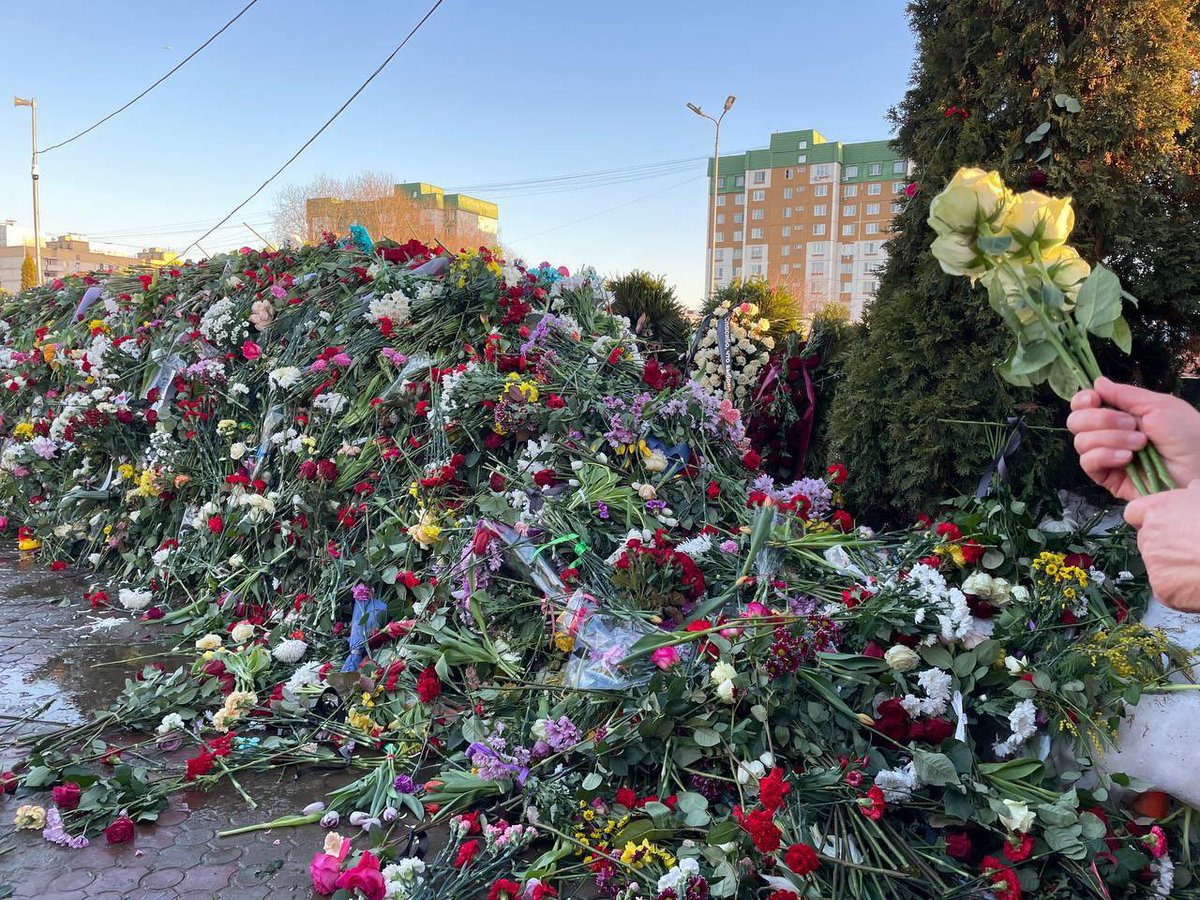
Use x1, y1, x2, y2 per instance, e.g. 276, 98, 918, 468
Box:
707, 129, 906, 188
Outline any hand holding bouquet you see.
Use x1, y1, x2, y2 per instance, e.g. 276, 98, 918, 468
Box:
929, 167, 1175, 494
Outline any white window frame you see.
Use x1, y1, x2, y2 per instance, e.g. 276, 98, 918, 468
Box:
893, 160, 908, 174
812, 223, 827, 236
868, 163, 883, 176
733, 230, 743, 242
750, 227, 763, 239
842, 224, 855, 236
843, 204, 857, 217
866, 203, 880, 216
716, 195, 726, 207
868, 183, 882, 196
865, 223, 880, 235
751, 208, 764, 221
752, 171, 766, 184
783, 188, 793, 200
752, 190, 765, 202
813, 204, 827, 217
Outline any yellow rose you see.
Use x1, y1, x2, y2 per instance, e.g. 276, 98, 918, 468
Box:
14, 805, 46, 830
930, 233, 986, 279
1042, 244, 1090, 299
1002, 191, 1075, 249
928, 167, 1009, 236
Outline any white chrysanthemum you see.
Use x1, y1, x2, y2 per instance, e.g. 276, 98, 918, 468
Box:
157, 713, 185, 735
272, 639, 308, 664
269, 366, 302, 390
874, 761, 920, 803
118, 587, 152, 611
313, 392, 348, 415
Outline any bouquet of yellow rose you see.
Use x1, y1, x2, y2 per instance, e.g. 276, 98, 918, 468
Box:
928, 167, 1175, 494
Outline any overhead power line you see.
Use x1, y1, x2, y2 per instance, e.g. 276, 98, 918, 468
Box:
447, 157, 705, 195
39, 0, 262, 154
182, 0, 448, 257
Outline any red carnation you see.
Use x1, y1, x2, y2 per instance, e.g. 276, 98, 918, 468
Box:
546, 394, 565, 409
981, 856, 1021, 900
945, 830, 974, 861
741, 450, 761, 470
784, 842, 820, 875
1003, 832, 1034, 863
399, 570, 421, 589
616, 786, 637, 808
207, 515, 224, 534
831, 509, 854, 533
416, 666, 441, 704
858, 785, 886, 821
454, 839, 481, 868
706, 480, 720, 499
960, 540, 985, 564
758, 767, 790, 813
186, 749, 216, 781
827, 462, 848, 485
488, 878, 523, 900
735, 806, 782, 853
935, 522, 962, 541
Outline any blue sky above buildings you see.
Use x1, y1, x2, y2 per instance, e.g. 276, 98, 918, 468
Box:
2, 0, 915, 304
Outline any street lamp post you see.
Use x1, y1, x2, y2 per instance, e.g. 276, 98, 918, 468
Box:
687, 94, 735, 299
13, 97, 42, 286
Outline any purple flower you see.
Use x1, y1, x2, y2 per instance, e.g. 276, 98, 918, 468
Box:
352, 583, 373, 603
541, 715, 581, 753
392, 774, 416, 794
595, 501, 609, 520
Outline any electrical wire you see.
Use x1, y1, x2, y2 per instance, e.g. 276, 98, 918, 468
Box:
447, 157, 705, 194
39, 0, 262, 154
181, 0, 447, 256
507, 174, 704, 245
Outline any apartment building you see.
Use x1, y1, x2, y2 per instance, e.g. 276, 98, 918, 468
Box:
0, 221, 177, 295
705, 129, 911, 321
306, 182, 499, 245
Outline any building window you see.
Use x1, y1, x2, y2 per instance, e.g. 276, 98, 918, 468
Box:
812, 261, 827, 276
785, 168, 793, 180
812, 163, 831, 179
752, 190, 765, 202
783, 188, 793, 200
753, 171, 766, 184
841, 262, 854, 274
781, 264, 790, 275
733, 249, 743, 260
893, 160, 908, 174
717, 176, 726, 188
868, 183, 882, 195
781, 245, 790, 256
865, 223, 880, 235
798, 140, 808, 149
841, 244, 855, 257
716, 196, 726, 207
844, 165, 859, 178
735, 194, 745, 205
813, 223, 827, 236
798, 154, 807, 164
750, 246, 764, 259
733, 230, 744, 242
750, 264, 762, 275
892, 181, 906, 193
783, 207, 792, 218
733, 213, 744, 224
813, 204, 827, 217
868, 163, 883, 176
843, 185, 858, 198
866, 203, 880, 215
751, 209, 764, 221
751, 228, 763, 239
891, 201, 903, 214
864, 242, 877, 254
716, 214, 725, 224
843, 205, 857, 217
716, 267, 724, 278
733, 267, 741, 277
782, 226, 791, 237
714, 232, 724, 242
814, 185, 829, 198
735, 175, 745, 187
842, 224, 856, 236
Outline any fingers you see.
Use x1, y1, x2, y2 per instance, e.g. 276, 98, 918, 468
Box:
1079, 448, 1134, 476
1070, 389, 1101, 412
1093, 377, 1167, 416
1066, 408, 1140, 435
1124, 493, 1166, 529
1073, 429, 1147, 458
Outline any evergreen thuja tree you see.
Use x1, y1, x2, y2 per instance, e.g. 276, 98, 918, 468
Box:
20, 253, 36, 292
608, 271, 690, 360
830, 0, 1200, 521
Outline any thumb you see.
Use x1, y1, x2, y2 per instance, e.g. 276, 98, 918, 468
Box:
1094, 377, 1165, 417
1123, 494, 1160, 529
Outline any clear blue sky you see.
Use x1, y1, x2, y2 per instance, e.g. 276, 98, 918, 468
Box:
2, 0, 915, 305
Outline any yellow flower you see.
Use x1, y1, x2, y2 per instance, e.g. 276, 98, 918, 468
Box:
1042, 244, 1091, 299
42, 343, 57, 364
12, 422, 34, 440
928, 167, 1010, 236
931, 233, 986, 280
14, 805, 45, 830
116, 463, 135, 481
1002, 190, 1075, 250
18, 536, 41, 552
408, 508, 442, 549
88, 318, 108, 334
554, 632, 576, 653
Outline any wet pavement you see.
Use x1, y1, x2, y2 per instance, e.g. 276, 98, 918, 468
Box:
0, 553, 334, 899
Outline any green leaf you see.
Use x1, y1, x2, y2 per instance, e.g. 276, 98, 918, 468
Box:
1110, 317, 1132, 354
1046, 357, 1083, 400
913, 749, 960, 787
1007, 340, 1057, 376
921, 645, 955, 669
582, 773, 603, 791
1075, 265, 1123, 333
1025, 121, 1052, 143
693, 727, 721, 748
979, 757, 1045, 781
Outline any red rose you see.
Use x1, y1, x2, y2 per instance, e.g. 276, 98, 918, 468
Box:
741, 450, 761, 470
945, 830, 974, 861
533, 468, 557, 488
241, 340, 261, 361
399, 570, 421, 589
336, 851, 386, 900
52, 781, 81, 810
546, 394, 565, 409
488, 473, 506, 492
768, 892, 800, 900
483, 432, 505, 450
144, 409, 158, 425
104, 814, 135, 844
911, 717, 954, 744
862, 641, 885, 659
872, 698, 912, 742
784, 841, 820, 875
454, 839, 481, 868
0, 771, 17, 793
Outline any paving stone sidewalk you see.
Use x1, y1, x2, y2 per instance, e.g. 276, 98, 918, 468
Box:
0, 553, 333, 899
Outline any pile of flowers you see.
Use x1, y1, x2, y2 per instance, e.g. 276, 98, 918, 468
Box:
0, 235, 1192, 899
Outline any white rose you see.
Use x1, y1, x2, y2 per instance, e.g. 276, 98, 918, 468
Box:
1001, 191, 1074, 249
229, 442, 247, 461
998, 799, 1036, 834
928, 167, 1009, 236
710, 661, 738, 684
637, 483, 657, 501
884, 644, 920, 672
231, 622, 255, 643
715, 679, 736, 703
643, 449, 668, 473
195, 633, 223, 651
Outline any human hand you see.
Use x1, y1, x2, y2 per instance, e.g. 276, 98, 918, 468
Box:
1067, 377, 1200, 501
1124, 481, 1200, 612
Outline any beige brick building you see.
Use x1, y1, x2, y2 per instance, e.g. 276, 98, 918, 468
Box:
706, 129, 911, 321
0, 221, 176, 295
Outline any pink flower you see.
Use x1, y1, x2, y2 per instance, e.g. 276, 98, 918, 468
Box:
310, 358, 328, 372
331, 353, 352, 367
904, 182, 918, 198
0, 516, 8, 530
651, 646, 681, 670
269, 284, 287, 299
717, 399, 741, 426
309, 836, 350, 895
743, 601, 771, 618
336, 849, 386, 900
241, 340, 261, 361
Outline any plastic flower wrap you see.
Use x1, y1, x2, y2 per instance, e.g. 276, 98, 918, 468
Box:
929, 167, 1173, 494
